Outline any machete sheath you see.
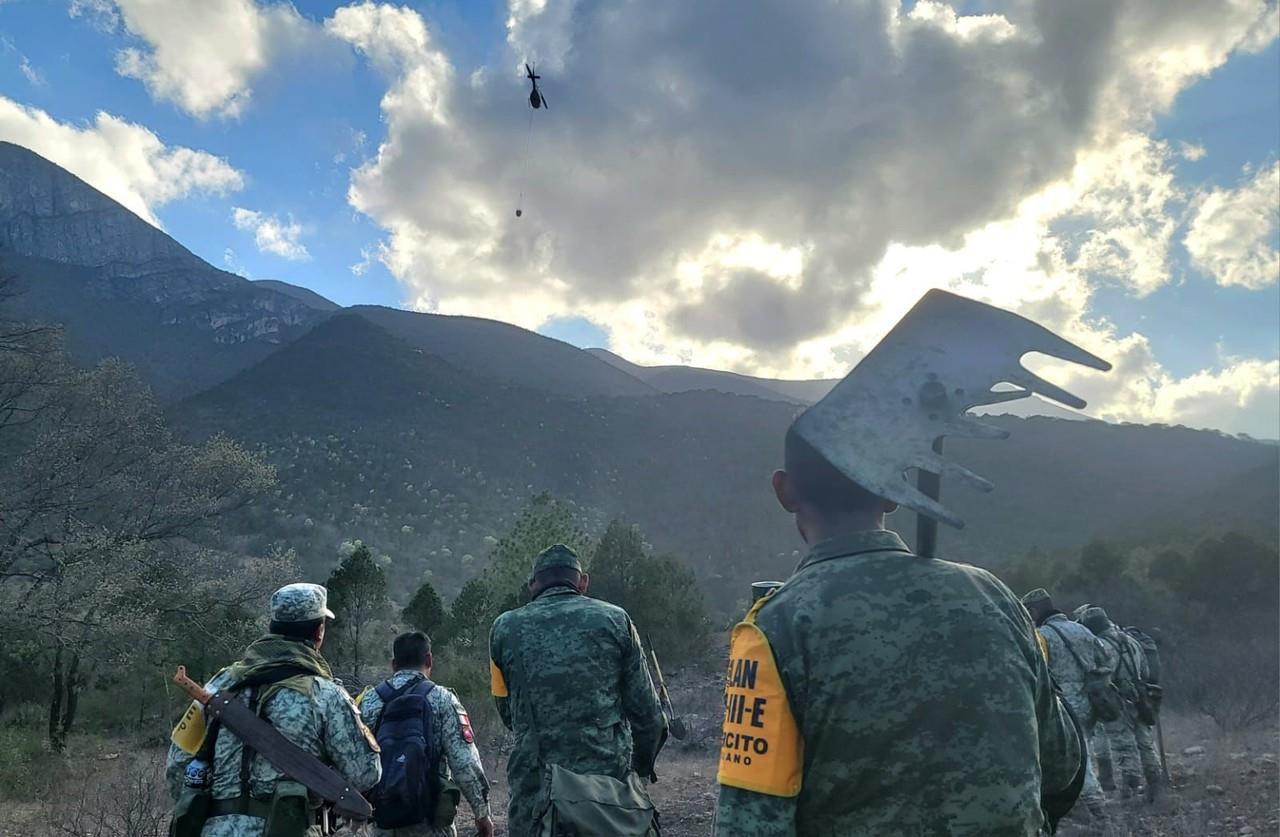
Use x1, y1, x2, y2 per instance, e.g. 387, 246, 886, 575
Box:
175, 666, 373, 821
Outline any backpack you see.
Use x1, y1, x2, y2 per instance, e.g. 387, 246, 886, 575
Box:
1044, 623, 1123, 724
1104, 634, 1159, 727
371, 678, 441, 830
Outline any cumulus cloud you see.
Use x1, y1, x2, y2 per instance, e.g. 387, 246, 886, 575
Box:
331, 0, 1277, 434
1184, 162, 1280, 290
231, 207, 311, 261
92, 0, 316, 119
0, 96, 242, 225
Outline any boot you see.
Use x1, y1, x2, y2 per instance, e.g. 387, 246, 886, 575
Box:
1096, 756, 1116, 792
1144, 768, 1163, 804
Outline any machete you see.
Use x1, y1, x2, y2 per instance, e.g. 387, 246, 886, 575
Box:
173, 666, 373, 821
645, 637, 686, 740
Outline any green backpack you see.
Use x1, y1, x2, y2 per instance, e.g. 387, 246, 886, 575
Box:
535, 764, 660, 837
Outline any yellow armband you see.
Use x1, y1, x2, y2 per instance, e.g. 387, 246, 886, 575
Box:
490, 659, 509, 698
717, 600, 803, 797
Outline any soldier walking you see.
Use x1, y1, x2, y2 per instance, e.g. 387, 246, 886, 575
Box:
358, 631, 494, 837
1080, 606, 1164, 802
1022, 588, 1112, 821
488, 544, 667, 836
166, 583, 382, 836
713, 427, 1084, 836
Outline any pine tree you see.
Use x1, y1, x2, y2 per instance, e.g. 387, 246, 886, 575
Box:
403, 578, 446, 638
326, 543, 390, 686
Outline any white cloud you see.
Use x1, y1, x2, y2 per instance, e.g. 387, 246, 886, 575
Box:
334, 0, 1277, 434
18, 57, 42, 86
0, 96, 242, 225
68, 0, 120, 30
231, 207, 310, 261
95, 0, 316, 119
1185, 162, 1280, 290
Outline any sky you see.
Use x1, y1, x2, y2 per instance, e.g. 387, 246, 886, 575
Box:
0, 0, 1277, 437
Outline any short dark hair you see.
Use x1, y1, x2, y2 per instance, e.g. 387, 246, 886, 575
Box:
533, 566, 581, 590
784, 425, 884, 515
269, 618, 324, 642
392, 631, 432, 669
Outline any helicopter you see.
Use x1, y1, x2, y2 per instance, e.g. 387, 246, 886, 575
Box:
525, 62, 548, 110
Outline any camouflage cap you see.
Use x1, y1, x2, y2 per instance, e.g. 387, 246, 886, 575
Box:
1020, 588, 1051, 607
271, 583, 336, 623
530, 544, 582, 580
1080, 606, 1112, 633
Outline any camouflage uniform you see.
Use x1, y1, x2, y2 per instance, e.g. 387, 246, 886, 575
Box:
489, 545, 667, 837
1083, 608, 1161, 799
166, 584, 382, 837
358, 669, 492, 837
714, 530, 1082, 837
1024, 596, 1110, 816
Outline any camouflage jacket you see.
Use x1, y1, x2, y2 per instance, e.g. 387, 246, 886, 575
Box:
165, 651, 382, 837
358, 669, 492, 832
1037, 613, 1110, 717
1096, 626, 1149, 701
489, 585, 666, 831
715, 530, 1081, 837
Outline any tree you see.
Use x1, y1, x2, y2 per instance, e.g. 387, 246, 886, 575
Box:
403, 578, 446, 638
0, 320, 276, 751
478, 493, 593, 622
326, 543, 390, 686
446, 577, 492, 651
590, 520, 711, 666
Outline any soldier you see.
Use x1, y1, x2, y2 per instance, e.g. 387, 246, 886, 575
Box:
1080, 606, 1163, 802
358, 631, 494, 837
713, 428, 1083, 836
1022, 588, 1111, 821
488, 544, 667, 836
166, 583, 382, 836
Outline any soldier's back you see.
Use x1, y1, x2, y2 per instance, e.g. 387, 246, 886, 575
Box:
492, 588, 636, 775
198, 674, 371, 836
755, 539, 1050, 835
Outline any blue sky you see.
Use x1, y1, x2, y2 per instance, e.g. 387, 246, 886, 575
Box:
0, 1, 1276, 434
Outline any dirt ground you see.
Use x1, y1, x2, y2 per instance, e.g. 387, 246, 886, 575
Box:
3, 710, 1275, 837
454, 711, 1279, 837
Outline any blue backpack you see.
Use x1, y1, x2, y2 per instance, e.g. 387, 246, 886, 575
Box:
371, 678, 440, 829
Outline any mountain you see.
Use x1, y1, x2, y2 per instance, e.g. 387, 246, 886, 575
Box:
0, 142, 326, 399
352, 306, 657, 398
587, 347, 834, 403
178, 313, 1280, 612
586, 347, 1095, 421
252, 279, 340, 311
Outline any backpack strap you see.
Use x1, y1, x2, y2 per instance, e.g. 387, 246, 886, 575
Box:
372, 677, 436, 736
1102, 635, 1142, 685
197, 665, 316, 806
1043, 622, 1093, 678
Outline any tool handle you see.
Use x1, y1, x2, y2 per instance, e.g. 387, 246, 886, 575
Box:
174, 665, 213, 705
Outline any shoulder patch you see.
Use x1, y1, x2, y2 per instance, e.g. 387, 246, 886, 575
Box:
717, 619, 803, 797
490, 659, 509, 698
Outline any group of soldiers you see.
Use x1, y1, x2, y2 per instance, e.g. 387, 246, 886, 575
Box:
163, 423, 1157, 837
164, 293, 1136, 835
1021, 589, 1167, 823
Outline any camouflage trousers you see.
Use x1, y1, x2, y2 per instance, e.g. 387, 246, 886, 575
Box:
1061, 694, 1106, 811
1094, 714, 1161, 797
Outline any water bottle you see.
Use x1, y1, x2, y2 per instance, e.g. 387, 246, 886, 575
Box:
184, 758, 211, 789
